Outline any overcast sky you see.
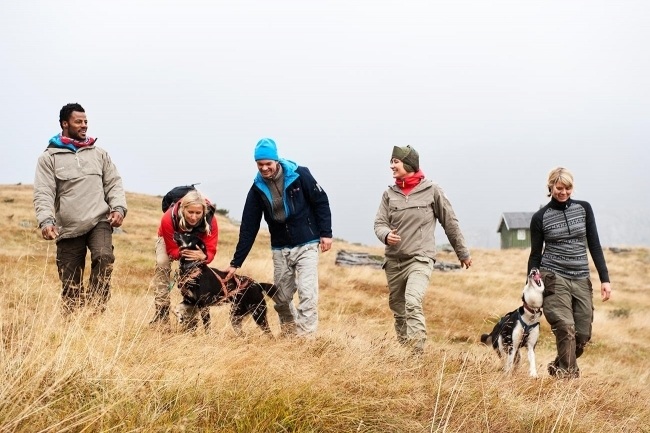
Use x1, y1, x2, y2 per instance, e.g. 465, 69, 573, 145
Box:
2, 1, 649, 249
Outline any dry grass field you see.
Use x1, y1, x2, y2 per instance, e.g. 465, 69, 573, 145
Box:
1, 183, 649, 432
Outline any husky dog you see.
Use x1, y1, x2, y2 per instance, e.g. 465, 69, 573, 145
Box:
481, 268, 545, 377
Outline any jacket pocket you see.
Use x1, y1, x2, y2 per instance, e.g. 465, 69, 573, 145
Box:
54, 154, 103, 180
542, 271, 556, 297
54, 162, 85, 181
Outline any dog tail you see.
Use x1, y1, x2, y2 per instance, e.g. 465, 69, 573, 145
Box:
480, 333, 492, 345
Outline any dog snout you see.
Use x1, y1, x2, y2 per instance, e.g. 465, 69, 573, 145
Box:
530, 268, 542, 286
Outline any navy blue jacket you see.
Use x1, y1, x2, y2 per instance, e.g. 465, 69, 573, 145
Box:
230, 159, 332, 268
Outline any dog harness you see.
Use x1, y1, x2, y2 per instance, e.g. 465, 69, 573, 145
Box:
208, 267, 244, 300
517, 309, 540, 335
178, 264, 247, 303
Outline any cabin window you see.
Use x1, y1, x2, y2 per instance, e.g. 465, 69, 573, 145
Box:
517, 229, 526, 240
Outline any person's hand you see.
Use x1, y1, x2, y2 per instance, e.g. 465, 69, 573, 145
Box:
108, 211, 124, 228
180, 248, 207, 262
460, 257, 472, 269
224, 266, 238, 281
601, 282, 612, 302
41, 224, 59, 240
386, 228, 401, 246
320, 237, 332, 252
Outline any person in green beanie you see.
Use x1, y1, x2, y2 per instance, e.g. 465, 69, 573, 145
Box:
374, 145, 472, 354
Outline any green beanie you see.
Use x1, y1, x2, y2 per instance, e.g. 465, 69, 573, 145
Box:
391, 145, 419, 173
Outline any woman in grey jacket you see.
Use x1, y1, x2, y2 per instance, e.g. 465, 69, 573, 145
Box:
374, 145, 472, 354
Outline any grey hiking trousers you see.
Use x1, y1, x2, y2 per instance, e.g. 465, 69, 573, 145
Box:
384, 256, 434, 351
272, 242, 320, 336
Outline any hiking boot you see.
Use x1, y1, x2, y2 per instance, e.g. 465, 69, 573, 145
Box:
149, 305, 170, 326
200, 307, 211, 332
183, 316, 199, 333
548, 360, 580, 379
280, 321, 297, 338
407, 338, 425, 356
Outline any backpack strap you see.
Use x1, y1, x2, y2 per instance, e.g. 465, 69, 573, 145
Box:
171, 201, 181, 232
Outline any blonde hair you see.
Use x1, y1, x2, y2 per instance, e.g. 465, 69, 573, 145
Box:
178, 190, 211, 233
546, 167, 574, 197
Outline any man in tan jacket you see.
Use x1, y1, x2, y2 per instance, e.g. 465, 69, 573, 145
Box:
33, 103, 127, 315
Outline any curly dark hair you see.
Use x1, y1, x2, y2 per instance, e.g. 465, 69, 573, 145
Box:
59, 103, 85, 128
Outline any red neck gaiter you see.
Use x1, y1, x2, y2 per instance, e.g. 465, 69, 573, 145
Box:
395, 170, 425, 195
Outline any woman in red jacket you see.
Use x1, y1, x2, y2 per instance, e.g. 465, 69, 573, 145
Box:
149, 189, 218, 326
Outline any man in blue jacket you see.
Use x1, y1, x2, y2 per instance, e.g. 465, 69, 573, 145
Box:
225, 138, 333, 337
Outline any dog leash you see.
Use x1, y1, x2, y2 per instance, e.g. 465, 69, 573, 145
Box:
168, 269, 179, 292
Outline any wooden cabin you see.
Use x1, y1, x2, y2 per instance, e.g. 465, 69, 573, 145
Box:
497, 212, 535, 249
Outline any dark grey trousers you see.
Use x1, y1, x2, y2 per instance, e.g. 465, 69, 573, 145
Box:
56, 222, 115, 314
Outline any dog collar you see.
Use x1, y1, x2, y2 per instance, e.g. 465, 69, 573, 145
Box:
522, 300, 541, 315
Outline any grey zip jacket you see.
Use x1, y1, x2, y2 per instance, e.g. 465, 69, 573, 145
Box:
33, 143, 127, 241
374, 179, 470, 262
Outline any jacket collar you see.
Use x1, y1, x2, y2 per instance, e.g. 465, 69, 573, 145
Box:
548, 197, 572, 211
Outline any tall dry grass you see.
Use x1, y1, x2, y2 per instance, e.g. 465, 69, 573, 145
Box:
1, 184, 649, 432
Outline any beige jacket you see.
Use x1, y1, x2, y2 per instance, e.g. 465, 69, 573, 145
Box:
374, 179, 469, 262
33, 144, 127, 241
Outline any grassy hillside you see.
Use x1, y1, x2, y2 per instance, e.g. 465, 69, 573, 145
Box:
1, 183, 649, 432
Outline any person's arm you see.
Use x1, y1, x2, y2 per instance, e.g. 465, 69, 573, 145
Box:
230, 188, 264, 269
299, 167, 333, 240
373, 191, 392, 245
582, 201, 611, 301
159, 212, 181, 260
225, 190, 264, 280
33, 153, 57, 232
433, 186, 470, 262
582, 201, 609, 283
527, 210, 544, 273
101, 149, 128, 219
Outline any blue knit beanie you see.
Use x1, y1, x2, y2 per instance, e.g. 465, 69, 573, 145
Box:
254, 138, 279, 161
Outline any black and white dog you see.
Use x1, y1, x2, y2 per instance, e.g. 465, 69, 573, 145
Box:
172, 232, 277, 334
481, 268, 545, 377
